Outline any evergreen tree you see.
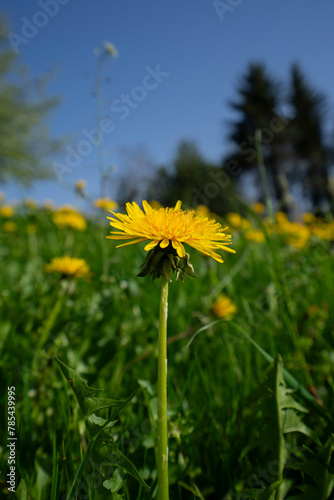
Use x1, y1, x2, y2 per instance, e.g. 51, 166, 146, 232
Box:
223, 63, 292, 211
287, 64, 333, 212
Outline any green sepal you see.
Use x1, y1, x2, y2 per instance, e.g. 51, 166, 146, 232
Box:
138, 242, 197, 282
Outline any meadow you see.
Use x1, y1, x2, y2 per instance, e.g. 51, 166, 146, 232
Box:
0, 198, 334, 499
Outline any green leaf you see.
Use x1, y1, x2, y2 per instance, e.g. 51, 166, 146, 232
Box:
83, 396, 125, 416
55, 357, 102, 410
0, 321, 10, 358
242, 356, 321, 500
242, 480, 285, 500
103, 468, 125, 492
288, 435, 334, 500
16, 479, 28, 500
55, 357, 150, 496
32, 461, 50, 500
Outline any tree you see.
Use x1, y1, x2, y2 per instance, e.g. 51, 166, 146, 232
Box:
287, 64, 333, 212
0, 16, 60, 185
147, 140, 237, 214
223, 63, 292, 212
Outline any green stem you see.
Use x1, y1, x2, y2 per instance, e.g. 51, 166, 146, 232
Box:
157, 276, 169, 500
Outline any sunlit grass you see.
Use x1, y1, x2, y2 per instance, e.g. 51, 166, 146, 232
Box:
0, 202, 333, 499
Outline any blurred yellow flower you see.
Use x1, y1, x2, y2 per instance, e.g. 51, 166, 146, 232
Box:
45, 256, 91, 279
24, 198, 36, 209
302, 212, 316, 224
212, 295, 237, 319
252, 202, 265, 214
107, 200, 235, 263
3, 221, 17, 232
245, 229, 265, 242
311, 222, 334, 241
94, 197, 118, 211
226, 212, 250, 230
103, 40, 118, 57
275, 211, 289, 224
75, 179, 87, 191
195, 204, 211, 218
53, 212, 87, 231
1, 205, 14, 218
27, 224, 37, 234
283, 222, 311, 249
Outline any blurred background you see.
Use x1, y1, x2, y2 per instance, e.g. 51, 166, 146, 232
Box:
1, 0, 334, 216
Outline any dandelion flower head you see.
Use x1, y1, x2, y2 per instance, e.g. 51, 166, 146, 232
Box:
212, 294, 237, 319
1, 205, 15, 218
53, 209, 87, 231
107, 200, 235, 263
45, 256, 91, 279
94, 197, 118, 212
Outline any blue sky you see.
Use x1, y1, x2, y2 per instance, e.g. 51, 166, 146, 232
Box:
2, 0, 334, 207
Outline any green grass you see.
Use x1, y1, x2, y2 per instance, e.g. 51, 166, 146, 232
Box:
0, 207, 334, 499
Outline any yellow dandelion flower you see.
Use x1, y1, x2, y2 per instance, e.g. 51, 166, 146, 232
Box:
75, 179, 87, 191
3, 221, 17, 232
212, 295, 237, 319
277, 221, 311, 248
275, 211, 289, 224
195, 204, 211, 218
27, 224, 37, 234
311, 222, 334, 241
226, 212, 250, 230
53, 212, 87, 231
94, 197, 118, 211
24, 198, 37, 209
252, 202, 265, 214
1, 205, 14, 218
107, 200, 235, 264
45, 256, 91, 279
302, 212, 316, 224
245, 229, 265, 242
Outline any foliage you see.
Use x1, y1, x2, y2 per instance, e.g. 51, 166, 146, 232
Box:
147, 140, 237, 215
0, 15, 61, 185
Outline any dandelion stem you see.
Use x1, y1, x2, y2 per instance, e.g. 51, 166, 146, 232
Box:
157, 276, 169, 500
